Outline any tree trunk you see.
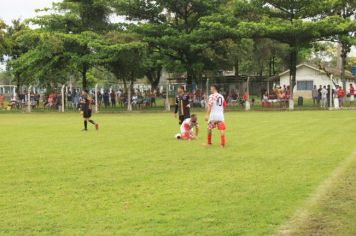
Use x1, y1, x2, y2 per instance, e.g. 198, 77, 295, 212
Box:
15, 73, 20, 97
123, 79, 127, 92
289, 48, 298, 99
186, 65, 196, 87
340, 41, 349, 90
235, 58, 239, 79
127, 81, 133, 112
82, 64, 88, 89
147, 67, 162, 92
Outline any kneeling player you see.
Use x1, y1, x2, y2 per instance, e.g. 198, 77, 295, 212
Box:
205, 85, 226, 147
176, 114, 199, 140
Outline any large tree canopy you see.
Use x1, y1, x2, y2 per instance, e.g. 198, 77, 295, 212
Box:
29, 0, 114, 89
3, 0, 355, 100
114, 0, 230, 85
257, 0, 356, 97
0, 20, 8, 58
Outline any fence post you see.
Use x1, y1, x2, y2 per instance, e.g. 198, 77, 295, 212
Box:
61, 85, 65, 112
206, 78, 210, 106
95, 84, 99, 113
65, 86, 68, 109
245, 77, 251, 111
12, 86, 16, 100
165, 81, 170, 111
289, 75, 294, 110
127, 82, 132, 112
27, 85, 32, 113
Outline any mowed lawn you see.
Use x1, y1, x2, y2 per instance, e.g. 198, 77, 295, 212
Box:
0, 111, 355, 235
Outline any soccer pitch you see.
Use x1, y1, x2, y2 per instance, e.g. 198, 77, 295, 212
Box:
0, 111, 355, 235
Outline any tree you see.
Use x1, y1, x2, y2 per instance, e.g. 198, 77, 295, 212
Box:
197, 0, 291, 78
8, 30, 78, 89
325, 0, 356, 82
114, 0, 229, 86
5, 20, 30, 93
91, 31, 146, 87
0, 20, 7, 58
31, 0, 113, 89
249, 0, 356, 99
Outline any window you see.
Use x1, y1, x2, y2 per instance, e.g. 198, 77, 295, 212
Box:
297, 81, 313, 91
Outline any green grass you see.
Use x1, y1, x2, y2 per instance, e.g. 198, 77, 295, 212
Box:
0, 111, 355, 235
280, 152, 356, 236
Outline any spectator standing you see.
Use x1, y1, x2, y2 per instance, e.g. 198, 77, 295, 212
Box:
321, 86, 328, 108
0, 94, 4, 108
349, 84, 354, 107
312, 85, 318, 106
317, 85, 322, 106
103, 91, 110, 108
242, 89, 249, 106
337, 86, 345, 108
110, 91, 116, 108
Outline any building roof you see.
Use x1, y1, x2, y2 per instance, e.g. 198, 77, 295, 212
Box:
279, 63, 356, 80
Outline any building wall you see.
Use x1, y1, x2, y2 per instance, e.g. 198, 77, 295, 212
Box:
280, 65, 355, 98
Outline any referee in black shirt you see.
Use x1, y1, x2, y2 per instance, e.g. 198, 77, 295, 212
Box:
80, 90, 99, 131
174, 86, 191, 125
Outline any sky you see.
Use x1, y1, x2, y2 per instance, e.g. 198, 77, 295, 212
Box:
0, 0, 58, 24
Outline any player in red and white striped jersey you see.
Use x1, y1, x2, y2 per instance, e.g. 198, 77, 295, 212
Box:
205, 85, 227, 147
177, 114, 199, 140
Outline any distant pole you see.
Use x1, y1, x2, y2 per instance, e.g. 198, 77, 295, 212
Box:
245, 77, 251, 111
95, 84, 99, 113
65, 86, 68, 109
127, 82, 132, 112
165, 81, 170, 111
329, 75, 333, 110
27, 86, 32, 113
61, 85, 65, 112
289, 74, 294, 110
206, 78, 210, 105
13, 86, 16, 99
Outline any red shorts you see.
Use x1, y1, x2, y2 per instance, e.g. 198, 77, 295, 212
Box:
181, 132, 193, 140
208, 121, 226, 131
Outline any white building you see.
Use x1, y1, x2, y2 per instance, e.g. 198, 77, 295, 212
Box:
279, 63, 356, 98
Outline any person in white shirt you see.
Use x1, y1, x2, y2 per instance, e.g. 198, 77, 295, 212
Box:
176, 115, 199, 140
205, 85, 226, 147
321, 86, 328, 108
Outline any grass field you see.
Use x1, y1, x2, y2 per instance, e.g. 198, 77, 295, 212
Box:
0, 111, 355, 235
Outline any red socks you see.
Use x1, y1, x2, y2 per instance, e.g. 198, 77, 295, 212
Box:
208, 134, 225, 146
221, 135, 225, 146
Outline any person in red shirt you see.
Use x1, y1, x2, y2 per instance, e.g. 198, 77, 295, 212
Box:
0, 94, 4, 109
337, 86, 345, 108
349, 84, 354, 107
242, 89, 249, 102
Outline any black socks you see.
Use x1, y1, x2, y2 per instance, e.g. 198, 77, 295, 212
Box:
89, 120, 95, 125
84, 120, 88, 130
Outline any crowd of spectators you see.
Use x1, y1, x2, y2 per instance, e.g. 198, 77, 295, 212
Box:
312, 83, 354, 108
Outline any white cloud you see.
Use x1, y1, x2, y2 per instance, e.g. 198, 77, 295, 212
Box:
0, 0, 58, 25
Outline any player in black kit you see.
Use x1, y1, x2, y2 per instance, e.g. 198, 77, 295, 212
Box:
174, 86, 191, 125
80, 90, 99, 131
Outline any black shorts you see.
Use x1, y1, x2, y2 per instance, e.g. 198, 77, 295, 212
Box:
83, 109, 92, 118
179, 115, 190, 125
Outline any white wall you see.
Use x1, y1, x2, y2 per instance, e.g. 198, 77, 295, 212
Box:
280, 65, 355, 98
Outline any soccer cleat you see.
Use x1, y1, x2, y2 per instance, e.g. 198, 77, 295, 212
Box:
82, 129, 88, 132
95, 123, 99, 130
